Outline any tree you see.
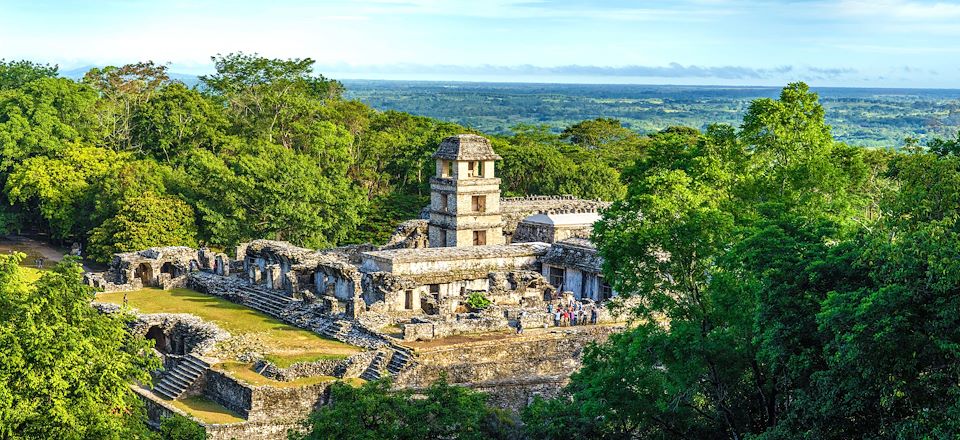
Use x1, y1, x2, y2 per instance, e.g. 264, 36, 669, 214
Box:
0, 59, 58, 90
87, 191, 198, 263
159, 414, 206, 440
178, 142, 362, 248
561, 117, 646, 168
293, 379, 517, 440
0, 77, 103, 168
5, 144, 127, 239
0, 254, 159, 438
132, 82, 228, 162
201, 52, 343, 148
83, 61, 172, 153
528, 83, 960, 440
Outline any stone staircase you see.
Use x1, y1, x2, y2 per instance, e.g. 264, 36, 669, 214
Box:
360, 346, 413, 382
238, 285, 297, 317
385, 347, 412, 377
321, 319, 352, 340
360, 351, 387, 381
153, 354, 210, 400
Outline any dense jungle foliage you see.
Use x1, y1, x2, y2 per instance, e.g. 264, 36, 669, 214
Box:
0, 55, 629, 262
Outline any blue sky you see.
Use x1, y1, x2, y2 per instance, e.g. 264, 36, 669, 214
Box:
1, 0, 958, 87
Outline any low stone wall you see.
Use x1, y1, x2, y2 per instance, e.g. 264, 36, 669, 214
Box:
253, 357, 346, 381
136, 387, 181, 429
204, 368, 331, 422
468, 376, 568, 411
137, 382, 308, 440
246, 382, 330, 422
397, 326, 620, 408
206, 419, 305, 440
401, 313, 510, 341
341, 350, 379, 378
205, 369, 254, 418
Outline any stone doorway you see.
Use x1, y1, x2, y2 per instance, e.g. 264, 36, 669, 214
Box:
146, 326, 172, 354
135, 263, 153, 285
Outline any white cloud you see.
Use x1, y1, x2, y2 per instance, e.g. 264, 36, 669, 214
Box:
834, 0, 960, 20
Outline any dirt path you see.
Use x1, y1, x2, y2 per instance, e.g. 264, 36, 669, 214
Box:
0, 235, 97, 271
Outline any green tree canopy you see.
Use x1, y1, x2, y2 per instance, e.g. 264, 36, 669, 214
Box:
86, 191, 198, 263
293, 379, 517, 440
0, 254, 159, 438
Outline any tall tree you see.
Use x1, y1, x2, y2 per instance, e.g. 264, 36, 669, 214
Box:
0, 59, 58, 91
200, 52, 343, 148
0, 254, 159, 438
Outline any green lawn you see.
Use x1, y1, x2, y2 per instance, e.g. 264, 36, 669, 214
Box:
170, 395, 244, 424
97, 288, 361, 364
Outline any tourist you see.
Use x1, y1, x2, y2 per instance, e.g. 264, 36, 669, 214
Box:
516, 310, 526, 334
554, 309, 561, 327
571, 307, 578, 326
590, 306, 598, 324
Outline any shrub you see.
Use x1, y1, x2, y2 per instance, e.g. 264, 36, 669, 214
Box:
159, 414, 206, 440
464, 292, 492, 311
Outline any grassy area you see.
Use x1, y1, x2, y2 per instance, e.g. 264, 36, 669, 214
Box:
214, 362, 336, 388
169, 395, 244, 424
96, 288, 361, 364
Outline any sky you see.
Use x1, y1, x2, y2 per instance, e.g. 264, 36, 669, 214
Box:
1, 0, 959, 88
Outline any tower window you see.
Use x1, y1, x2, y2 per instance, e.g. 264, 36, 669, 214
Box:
471, 195, 486, 212
440, 193, 448, 211
441, 160, 453, 178
467, 161, 483, 177
472, 230, 487, 246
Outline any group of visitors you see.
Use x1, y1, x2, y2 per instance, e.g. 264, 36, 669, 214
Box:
548, 300, 598, 327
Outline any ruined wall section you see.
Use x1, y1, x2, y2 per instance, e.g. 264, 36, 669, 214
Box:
397, 326, 621, 408
500, 195, 610, 242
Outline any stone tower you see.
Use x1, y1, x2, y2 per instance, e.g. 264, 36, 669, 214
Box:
428, 134, 504, 247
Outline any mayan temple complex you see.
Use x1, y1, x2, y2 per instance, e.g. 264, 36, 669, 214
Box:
85, 134, 628, 439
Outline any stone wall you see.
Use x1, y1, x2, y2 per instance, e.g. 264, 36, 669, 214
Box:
204, 368, 332, 422
204, 369, 254, 418
401, 313, 510, 341
397, 326, 621, 408
253, 357, 347, 381
469, 376, 568, 411
206, 419, 305, 440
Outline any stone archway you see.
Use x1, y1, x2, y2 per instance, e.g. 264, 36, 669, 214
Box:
160, 261, 179, 277
135, 263, 154, 285
145, 325, 172, 354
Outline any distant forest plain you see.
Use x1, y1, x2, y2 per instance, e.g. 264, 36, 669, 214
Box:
342, 80, 960, 148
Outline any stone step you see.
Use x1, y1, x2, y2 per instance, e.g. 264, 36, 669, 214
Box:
152, 355, 212, 400
177, 361, 207, 376
164, 370, 196, 387
153, 382, 178, 400
241, 286, 296, 303
158, 377, 189, 393
155, 378, 186, 395
244, 292, 287, 308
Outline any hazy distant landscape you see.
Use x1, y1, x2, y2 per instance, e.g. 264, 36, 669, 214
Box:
344, 80, 960, 148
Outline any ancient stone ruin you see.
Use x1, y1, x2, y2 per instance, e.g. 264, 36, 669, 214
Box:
87, 134, 628, 439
